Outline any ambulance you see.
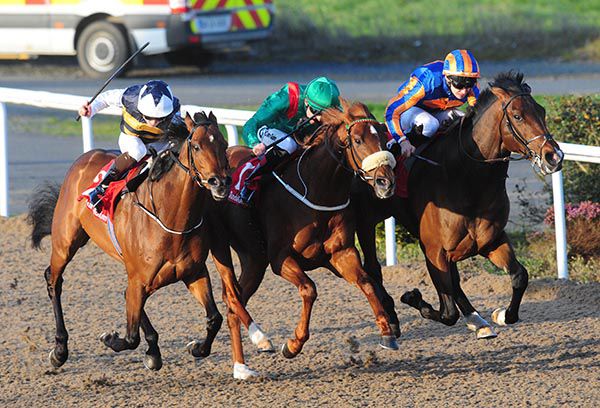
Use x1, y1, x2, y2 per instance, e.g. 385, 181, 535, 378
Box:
0, 0, 275, 77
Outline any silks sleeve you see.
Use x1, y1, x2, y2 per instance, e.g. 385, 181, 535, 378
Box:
385, 77, 426, 141
90, 89, 125, 117
242, 86, 291, 147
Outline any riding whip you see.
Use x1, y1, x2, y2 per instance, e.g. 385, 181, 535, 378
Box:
75, 41, 150, 121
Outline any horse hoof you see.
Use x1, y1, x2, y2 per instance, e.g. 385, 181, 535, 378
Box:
143, 354, 163, 371
492, 308, 507, 326
185, 340, 209, 359
390, 323, 401, 338
233, 362, 259, 380
48, 349, 66, 368
379, 335, 399, 350
281, 342, 297, 359
257, 339, 275, 353
476, 326, 498, 339
400, 288, 421, 307
99, 331, 118, 347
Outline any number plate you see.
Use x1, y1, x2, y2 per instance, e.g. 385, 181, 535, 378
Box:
193, 14, 232, 34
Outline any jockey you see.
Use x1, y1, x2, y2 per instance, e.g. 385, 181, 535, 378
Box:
78, 80, 181, 205
239, 76, 341, 203
385, 49, 480, 158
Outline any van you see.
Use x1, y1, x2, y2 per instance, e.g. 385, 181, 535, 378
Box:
0, 0, 275, 77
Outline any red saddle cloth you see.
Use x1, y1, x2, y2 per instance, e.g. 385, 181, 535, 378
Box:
228, 155, 266, 207
78, 159, 147, 223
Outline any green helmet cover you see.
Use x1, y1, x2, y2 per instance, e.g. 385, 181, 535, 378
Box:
306, 76, 340, 111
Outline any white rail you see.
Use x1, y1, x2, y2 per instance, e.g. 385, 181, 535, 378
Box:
1, 87, 598, 280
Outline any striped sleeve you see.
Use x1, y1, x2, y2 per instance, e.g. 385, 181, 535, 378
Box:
385, 77, 426, 140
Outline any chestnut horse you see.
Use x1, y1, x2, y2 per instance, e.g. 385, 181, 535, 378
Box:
214, 100, 399, 366
353, 72, 564, 339
28, 112, 271, 379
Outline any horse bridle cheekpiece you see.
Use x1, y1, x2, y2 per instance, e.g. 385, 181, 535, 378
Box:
344, 118, 384, 181
169, 120, 214, 189
500, 91, 554, 169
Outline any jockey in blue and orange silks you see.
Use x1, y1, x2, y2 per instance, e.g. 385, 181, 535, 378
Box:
385, 49, 481, 158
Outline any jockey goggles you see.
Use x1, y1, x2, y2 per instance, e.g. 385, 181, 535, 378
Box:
447, 75, 477, 90
143, 114, 169, 125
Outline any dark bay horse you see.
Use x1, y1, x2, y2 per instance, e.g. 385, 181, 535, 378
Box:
215, 100, 399, 366
28, 112, 271, 379
354, 72, 564, 339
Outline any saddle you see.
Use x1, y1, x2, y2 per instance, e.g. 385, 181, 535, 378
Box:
79, 156, 150, 222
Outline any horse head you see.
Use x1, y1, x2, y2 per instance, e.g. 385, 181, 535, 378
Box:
474, 72, 563, 175
319, 99, 396, 199
183, 111, 231, 200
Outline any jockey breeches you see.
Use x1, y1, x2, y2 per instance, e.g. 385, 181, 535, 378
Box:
118, 133, 168, 161
258, 126, 298, 154
400, 107, 464, 137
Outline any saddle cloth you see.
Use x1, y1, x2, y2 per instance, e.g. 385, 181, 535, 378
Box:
78, 158, 148, 222
228, 155, 266, 207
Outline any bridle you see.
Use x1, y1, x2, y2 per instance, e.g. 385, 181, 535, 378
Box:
168, 120, 215, 189
321, 117, 382, 182
459, 91, 554, 168
134, 119, 219, 234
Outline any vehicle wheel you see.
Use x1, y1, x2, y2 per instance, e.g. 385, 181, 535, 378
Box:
165, 48, 214, 68
76, 21, 130, 78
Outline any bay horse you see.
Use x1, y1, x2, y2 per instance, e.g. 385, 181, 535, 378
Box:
214, 100, 399, 365
353, 71, 564, 339
28, 111, 271, 379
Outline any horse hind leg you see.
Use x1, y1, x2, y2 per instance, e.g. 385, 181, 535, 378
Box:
46, 228, 90, 368
183, 265, 223, 360
400, 252, 460, 326
484, 232, 528, 326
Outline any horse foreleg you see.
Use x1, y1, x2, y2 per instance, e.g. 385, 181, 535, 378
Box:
100, 281, 144, 353
484, 232, 528, 325
329, 248, 399, 351
355, 212, 401, 338
183, 265, 223, 360
275, 256, 318, 358
401, 251, 459, 326
450, 263, 497, 339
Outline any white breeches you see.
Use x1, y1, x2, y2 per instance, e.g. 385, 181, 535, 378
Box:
118, 133, 169, 161
400, 107, 465, 137
258, 126, 298, 154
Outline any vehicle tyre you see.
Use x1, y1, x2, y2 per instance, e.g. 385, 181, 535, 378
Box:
76, 21, 130, 78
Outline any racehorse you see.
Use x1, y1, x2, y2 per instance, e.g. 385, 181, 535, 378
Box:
353, 71, 564, 339
28, 111, 271, 379
215, 100, 399, 362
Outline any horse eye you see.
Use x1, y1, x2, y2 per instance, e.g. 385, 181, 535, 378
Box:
193, 144, 200, 151
513, 114, 523, 121
354, 138, 362, 145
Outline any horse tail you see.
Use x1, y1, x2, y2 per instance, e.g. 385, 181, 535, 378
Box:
27, 181, 61, 249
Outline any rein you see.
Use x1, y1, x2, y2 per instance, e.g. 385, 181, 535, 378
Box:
133, 120, 214, 234
458, 92, 553, 166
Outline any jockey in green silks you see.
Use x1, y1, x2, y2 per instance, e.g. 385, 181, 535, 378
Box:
239, 76, 341, 203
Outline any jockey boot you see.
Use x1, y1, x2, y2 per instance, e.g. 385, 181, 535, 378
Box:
88, 152, 137, 206
240, 147, 288, 204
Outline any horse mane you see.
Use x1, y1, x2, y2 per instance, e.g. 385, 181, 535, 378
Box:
468, 71, 529, 119
304, 99, 374, 147
149, 111, 216, 181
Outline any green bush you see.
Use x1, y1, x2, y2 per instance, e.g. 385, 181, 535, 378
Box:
542, 95, 600, 203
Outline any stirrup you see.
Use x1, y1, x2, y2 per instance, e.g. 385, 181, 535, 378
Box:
88, 185, 105, 208
239, 186, 254, 204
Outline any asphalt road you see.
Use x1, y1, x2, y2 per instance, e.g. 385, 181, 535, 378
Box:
2, 58, 597, 216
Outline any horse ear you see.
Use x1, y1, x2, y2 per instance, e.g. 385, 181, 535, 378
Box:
339, 97, 351, 113
184, 112, 195, 131
208, 111, 218, 124
490, 86, 511, 102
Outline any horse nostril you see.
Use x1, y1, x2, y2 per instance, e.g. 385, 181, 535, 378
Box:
545, 151, 561, 166
376, 178, 390, 187
207, 177, 219, 187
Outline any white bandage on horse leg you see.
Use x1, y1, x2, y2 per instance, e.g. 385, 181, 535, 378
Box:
361, 151, 397, 172
233, 362, 258, 380
249, 322, 267, 346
